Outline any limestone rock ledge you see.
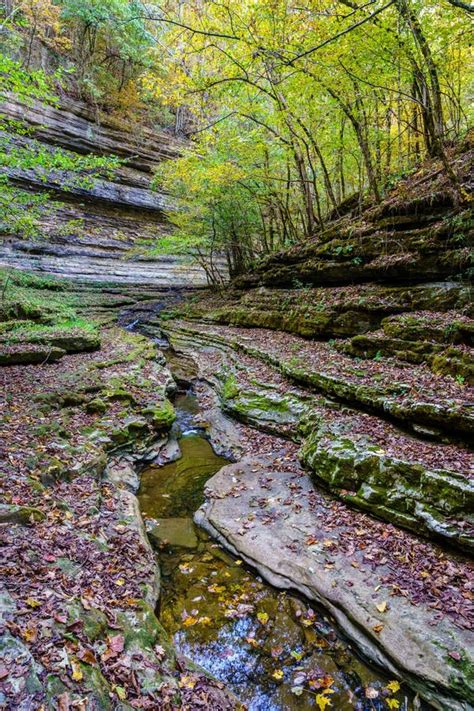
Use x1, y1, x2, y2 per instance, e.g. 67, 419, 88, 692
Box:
196, 457, 474, 711
0, 95, 226, 286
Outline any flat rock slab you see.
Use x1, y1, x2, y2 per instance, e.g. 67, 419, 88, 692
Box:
195, 456, 473, 711
148, 517, 198, 549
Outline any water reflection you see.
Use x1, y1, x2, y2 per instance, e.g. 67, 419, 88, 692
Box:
138, 390, 419, 711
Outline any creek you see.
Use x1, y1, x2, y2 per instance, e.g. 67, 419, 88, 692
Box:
120, 305, 421, 710
137, 382, 420, 711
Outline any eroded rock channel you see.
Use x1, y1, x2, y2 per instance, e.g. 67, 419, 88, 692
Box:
123, 313, 423, 711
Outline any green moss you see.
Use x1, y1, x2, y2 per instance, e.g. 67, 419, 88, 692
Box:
105, 388, 136, 404
142, 399, 176, 430
86, 398, 107, 414
300, 421, 473, 552
0, 505, 46, 524
221, 373, 240, 400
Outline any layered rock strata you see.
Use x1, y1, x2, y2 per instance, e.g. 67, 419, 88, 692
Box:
0, 96, 223, 286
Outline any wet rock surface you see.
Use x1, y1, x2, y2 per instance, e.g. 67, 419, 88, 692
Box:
196, 456, 473, 710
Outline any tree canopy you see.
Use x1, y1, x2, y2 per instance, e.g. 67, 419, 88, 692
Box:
0, 0, 472, 274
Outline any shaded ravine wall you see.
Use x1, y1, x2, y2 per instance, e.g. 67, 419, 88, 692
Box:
0, 95, 224, 286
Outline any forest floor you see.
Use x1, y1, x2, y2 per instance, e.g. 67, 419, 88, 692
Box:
0, 274, 238, 710
0, 266, 473, 711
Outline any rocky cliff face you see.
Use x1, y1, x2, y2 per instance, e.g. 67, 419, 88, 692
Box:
0, 95, 218, 286
153, 149, 473, 709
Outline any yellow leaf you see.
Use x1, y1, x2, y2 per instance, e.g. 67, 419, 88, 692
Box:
376, 601, 388, 613
179, 563, 193, 574
114, 686, 127, 700
387, 700, 400, 709
25, 598, 41, 608
316, 693, 332, 710
207, 584, 226, 594
183, 616, 198, 627
23, 625, 37, 643
257, 612, 269, 625
115, 579, 125, 586
71, 661, 83, 682
245, 636, 260, 648
386, 681, 401, 694
272, 669, 284, 680
179, 675, 197, 689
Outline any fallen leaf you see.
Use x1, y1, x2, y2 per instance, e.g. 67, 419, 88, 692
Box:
183, 616, 198, 627
70, 660, 83, 682
114, 686, 127, 700
57, 692, 71, 711
179, 675, 197, 689
22, 624, 37, 643
365, 687, 379, 699
245, 636, 260, 648
25, 597, 41, 608
386, 680, 401, 693
77, 648, 96, 666
376, 601, 388, 613
291, 686, 304, 696
109, 635, 124, 653
316, 692, 332, 710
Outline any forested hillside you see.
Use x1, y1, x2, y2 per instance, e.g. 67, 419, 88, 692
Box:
1, 0, 472, 274
0, 2, 473, 711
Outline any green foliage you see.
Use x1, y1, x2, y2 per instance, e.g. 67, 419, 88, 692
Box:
149, 0, 472, 271
57, 0, 155, 105
154, 137, 267, 276
0, 42, 122, 237
1, 0, 472, 272
0, 54, 57, 105
0, 269, 76, 322
0, 268, 98, 353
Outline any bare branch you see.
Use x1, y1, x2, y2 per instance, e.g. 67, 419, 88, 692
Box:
282, 0, 396, 65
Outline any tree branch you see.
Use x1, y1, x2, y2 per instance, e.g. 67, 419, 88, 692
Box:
445, 0, 474, 12
282, 0, 396, 65
117, 14, 241, 40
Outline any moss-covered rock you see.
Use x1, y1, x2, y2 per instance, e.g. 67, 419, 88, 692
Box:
142, 399, 176, 430
86, 398, 107, 414
110, 416, 149, 444
0, 505, 46, 524
300, 418, 474, 552
0, 344, 66, 365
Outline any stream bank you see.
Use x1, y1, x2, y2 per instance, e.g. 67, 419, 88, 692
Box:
146, 312, 472, 711
134, 377, 417, 711
0, 272, 471, 711
0, 281, 239, 711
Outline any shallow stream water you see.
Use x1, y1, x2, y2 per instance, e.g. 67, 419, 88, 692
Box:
138, 386, 419, 711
